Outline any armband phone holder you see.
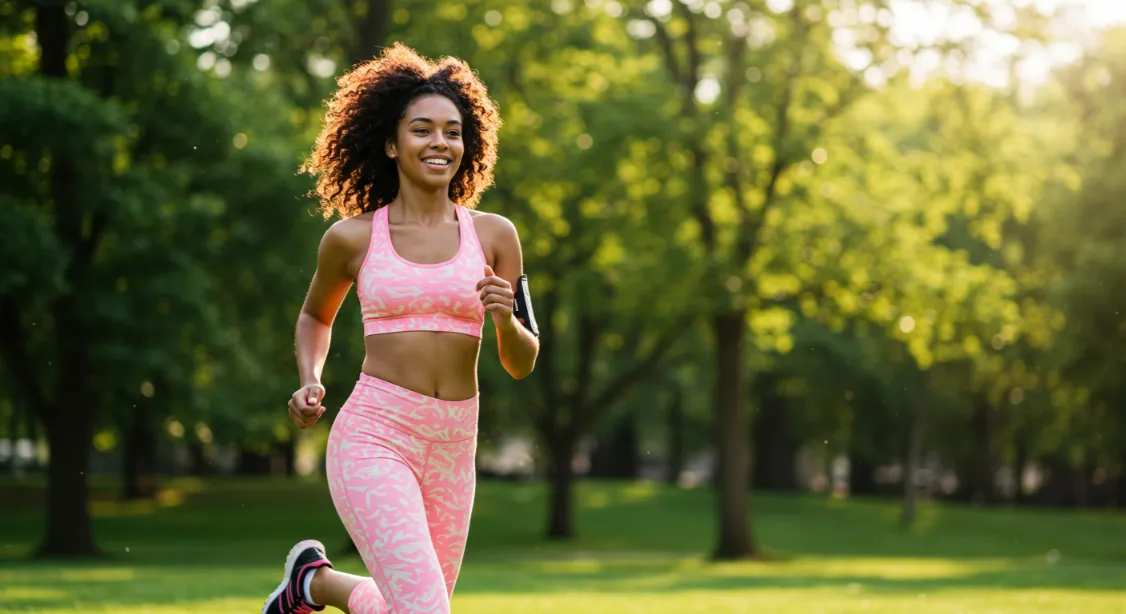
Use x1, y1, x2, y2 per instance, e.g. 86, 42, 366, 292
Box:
512, 274, 539, 337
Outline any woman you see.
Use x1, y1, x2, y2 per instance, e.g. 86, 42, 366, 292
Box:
262, 43, 539, 614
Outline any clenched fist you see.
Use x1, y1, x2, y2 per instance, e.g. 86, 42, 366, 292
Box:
477, 265, 515, 330
288, 383, 326, 429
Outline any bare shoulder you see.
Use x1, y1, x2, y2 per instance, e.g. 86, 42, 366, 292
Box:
322, 212, 373, 253
467, 208, 519, 242
316, 212, 374, 281
468, 208, 523, 270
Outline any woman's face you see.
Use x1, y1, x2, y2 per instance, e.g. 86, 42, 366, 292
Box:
389, 94, 465, 192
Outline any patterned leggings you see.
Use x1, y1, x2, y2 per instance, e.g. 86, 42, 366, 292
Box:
325, 373, 478, 614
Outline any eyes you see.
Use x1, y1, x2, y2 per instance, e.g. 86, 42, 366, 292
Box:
412, 128, 461, 139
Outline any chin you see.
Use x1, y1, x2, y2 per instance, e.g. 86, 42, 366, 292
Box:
417, 176, 453, 191
411, 169, 454, 188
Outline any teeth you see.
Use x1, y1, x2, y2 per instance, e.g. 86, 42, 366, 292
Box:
424, 158, 449, 166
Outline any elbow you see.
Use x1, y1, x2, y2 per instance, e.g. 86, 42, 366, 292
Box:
298, 309, 332, 329
506, 359, 536, 380
499, 327, 539, 380
505, 352, 537, 380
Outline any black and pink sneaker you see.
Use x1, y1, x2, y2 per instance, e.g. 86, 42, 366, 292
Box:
262, 539, 334, 614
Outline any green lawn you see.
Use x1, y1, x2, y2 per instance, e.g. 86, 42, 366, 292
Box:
1, 477, 1124, 613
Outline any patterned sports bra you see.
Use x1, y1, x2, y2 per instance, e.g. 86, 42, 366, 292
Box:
356, 205, 487, 339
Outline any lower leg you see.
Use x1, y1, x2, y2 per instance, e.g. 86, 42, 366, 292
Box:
308, 568, 367, 613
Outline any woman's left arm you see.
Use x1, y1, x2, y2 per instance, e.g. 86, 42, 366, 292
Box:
477, 215, 540, 379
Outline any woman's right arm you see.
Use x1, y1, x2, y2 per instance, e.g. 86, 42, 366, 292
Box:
289, 222, 356, 428
297, 222, 356, 386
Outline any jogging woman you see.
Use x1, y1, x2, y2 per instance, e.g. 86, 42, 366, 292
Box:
261, 43, 540, 614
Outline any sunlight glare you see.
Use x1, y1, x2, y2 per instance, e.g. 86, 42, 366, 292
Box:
841, 0, 1126, 90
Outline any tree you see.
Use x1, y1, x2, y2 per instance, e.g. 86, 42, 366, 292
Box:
0, 0, 312, 555
445, 1, 697, 538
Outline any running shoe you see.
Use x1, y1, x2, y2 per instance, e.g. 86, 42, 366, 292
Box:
262, 539, 334, 614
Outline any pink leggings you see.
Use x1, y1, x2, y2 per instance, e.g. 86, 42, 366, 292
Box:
325, 374, 478, 614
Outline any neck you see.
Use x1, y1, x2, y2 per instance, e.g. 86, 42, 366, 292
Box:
393, 179, 455, 226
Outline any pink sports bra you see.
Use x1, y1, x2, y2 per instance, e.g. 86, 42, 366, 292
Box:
356, 205, 487, 338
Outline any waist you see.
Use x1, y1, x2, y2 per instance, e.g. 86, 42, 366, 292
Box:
361, 328, 480, 393
342, 373, 479, 442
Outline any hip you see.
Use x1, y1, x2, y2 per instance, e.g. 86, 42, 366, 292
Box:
336, 372, 479, 443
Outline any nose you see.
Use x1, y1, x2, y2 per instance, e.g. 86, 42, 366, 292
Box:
430, 131, 449, 151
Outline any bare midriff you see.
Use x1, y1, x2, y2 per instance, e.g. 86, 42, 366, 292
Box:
361, 332, 482, 401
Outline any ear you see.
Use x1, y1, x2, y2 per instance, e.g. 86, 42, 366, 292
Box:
385, 139, 397, 159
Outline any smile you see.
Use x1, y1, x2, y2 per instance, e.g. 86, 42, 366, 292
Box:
422, 157, 451, 168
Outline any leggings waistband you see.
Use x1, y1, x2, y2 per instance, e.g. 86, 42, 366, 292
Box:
342, 373, 479, 442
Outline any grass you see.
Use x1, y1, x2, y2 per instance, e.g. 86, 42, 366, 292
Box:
1, 476, 1125, 613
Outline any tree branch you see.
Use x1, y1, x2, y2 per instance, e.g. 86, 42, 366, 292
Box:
572, 312, 603, 414
737, 23, 801, 266
644, 14, 682, 87
674, 1, 702, 97
639, 4, 716, 253
724, 28, 752, 263
578, 314, 692, 433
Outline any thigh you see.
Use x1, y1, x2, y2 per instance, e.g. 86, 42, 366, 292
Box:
326, 415, 450, 614
421, 437, 478, 598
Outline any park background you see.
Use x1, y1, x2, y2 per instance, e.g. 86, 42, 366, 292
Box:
2, 0, 1126, 612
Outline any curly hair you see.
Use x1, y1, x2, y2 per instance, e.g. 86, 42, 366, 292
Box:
302, 43, 502, 219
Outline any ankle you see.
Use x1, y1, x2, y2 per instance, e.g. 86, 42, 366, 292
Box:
308, 567, 330, 602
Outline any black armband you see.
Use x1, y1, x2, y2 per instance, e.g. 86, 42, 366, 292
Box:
512, 274, 539, 337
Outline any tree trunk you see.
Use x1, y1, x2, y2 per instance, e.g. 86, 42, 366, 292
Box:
33, 0, 100, 559
281, 439, 298, 477
6, 401, 21, 474
752, 374, 797, 491
666, 387, 684, 485
122, 399, 158, 500
39, 309, 98, 557
236, 446, 273, 475
546, 431, 576, 540
849, 455, 879, 496
40, 416, 97, 557
900, 372, 929, 529
352, 0, 392, 64
189, 442, 213, 475
712, 311, 755, 560
964, 397, 995, 504
1075, 464, 1088, 509
588, 413, 639, 479
1013, 439, 1028, 504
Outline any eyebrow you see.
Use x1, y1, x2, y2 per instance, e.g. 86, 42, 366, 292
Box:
409, 117, 462, 126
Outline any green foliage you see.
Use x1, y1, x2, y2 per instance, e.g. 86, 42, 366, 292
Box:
3, 0, 1126, 557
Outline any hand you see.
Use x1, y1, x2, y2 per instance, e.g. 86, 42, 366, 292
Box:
477, 265, 516, 330
288, 383, 326, 430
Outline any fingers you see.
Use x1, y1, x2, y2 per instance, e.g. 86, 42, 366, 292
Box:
289, 387, 325, 430
479, 285, 514, 302
288, 401, 313, 429
476, 267, 511, 292
291, 408, 319, 429
480, 285, 514, 313
305, 385, 324, 406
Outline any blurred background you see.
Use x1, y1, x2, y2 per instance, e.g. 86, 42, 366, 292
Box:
2, 0, 1125, 612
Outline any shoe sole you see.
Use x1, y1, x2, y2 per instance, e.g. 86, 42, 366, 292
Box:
262, 539, 326, 614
